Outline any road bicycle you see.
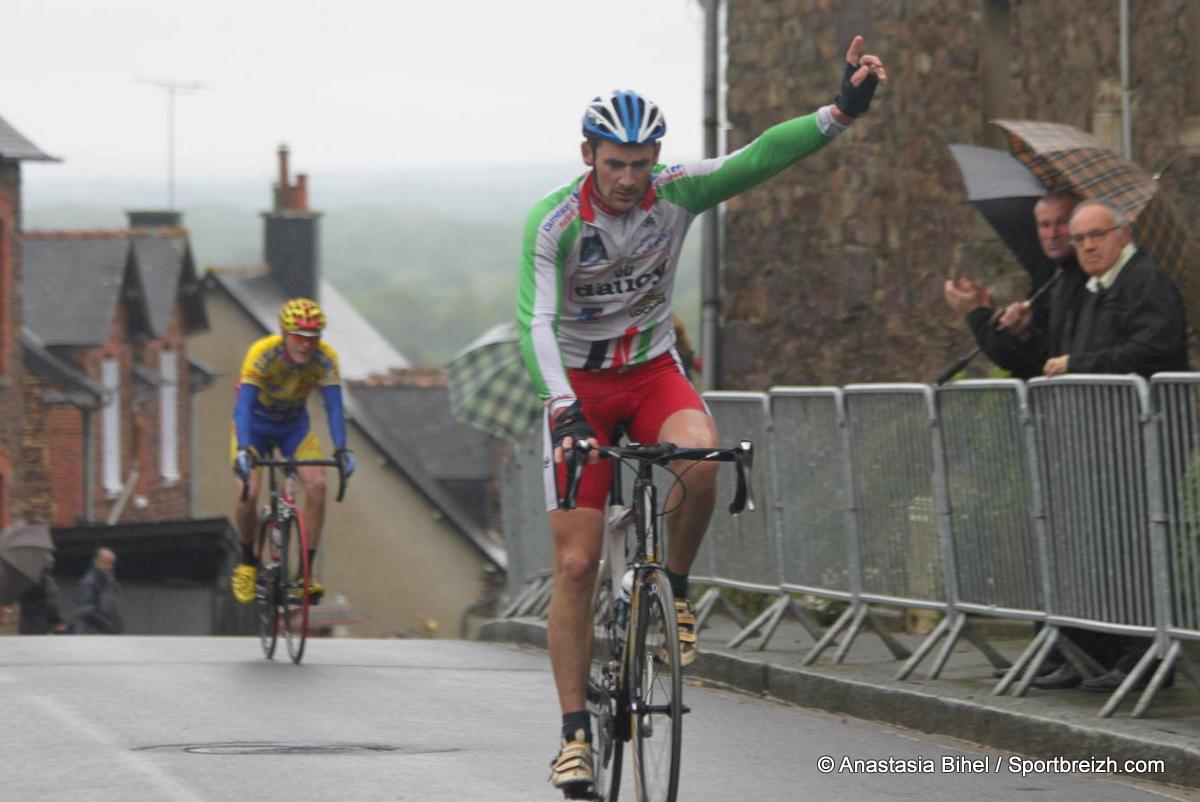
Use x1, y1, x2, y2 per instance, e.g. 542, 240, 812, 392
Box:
559, 438, 754, 802
240, 455, 347, 664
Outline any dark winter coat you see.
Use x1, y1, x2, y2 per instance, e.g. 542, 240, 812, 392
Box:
967, 250, 1188, 378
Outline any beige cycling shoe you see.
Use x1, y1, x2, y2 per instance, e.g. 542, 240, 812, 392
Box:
675, 597, 698, 667
549, 730, 594, 799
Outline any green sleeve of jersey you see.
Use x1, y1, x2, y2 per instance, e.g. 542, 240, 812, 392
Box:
657, 113, 831, 215
517, 185, 580, 402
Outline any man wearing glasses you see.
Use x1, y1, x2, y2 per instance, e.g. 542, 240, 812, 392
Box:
1041, 198, 1187, 377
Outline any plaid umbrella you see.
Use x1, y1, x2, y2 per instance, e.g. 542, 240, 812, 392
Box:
445, 321, 542, 442
0, 522, 54, 604
993, 119, 1200, 319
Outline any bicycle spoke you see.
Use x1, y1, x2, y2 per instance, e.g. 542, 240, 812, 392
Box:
588, 574, 625, 802
629, 572, 681, 802
280, 515, 310, 664
255, 522, 278, 660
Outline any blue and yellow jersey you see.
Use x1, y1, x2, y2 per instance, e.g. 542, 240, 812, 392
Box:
238, 334, 341, 422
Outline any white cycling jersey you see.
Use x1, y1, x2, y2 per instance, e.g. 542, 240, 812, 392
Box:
518, 111, 836, 410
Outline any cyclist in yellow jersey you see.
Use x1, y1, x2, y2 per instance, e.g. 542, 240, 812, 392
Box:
229, 298, 356, 605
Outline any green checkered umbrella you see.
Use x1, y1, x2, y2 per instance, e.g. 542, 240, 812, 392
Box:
994, 119, 1200, 320
445, 322, 542, 442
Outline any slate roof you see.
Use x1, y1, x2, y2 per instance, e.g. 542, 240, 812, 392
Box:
131, 233, 203, 337
22, 235, 132, 345
0, 114, 58, 161
208, 270, 410, 380
351, 383, 490, 482
22, 229, 207, 346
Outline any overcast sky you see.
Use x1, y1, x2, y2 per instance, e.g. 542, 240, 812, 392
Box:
1, 0, 708, 193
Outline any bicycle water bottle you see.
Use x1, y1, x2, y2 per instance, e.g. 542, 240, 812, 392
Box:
614, 569, 634, 635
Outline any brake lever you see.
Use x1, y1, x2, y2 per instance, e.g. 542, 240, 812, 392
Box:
557, 440, 591, 510
729, 440, 755, 514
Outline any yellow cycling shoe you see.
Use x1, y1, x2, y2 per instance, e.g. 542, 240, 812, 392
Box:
231, 564, 256, 605
290, 576, 325, 604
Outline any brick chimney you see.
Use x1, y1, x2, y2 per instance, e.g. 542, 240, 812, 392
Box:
263, 143, 321, 300
126, 210, 184, 229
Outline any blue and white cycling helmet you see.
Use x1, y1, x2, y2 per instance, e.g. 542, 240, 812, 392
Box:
582, 90, 667, 145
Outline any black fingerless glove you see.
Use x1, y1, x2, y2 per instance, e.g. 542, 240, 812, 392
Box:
550, 400, 596, 450
834, 60, 878, 118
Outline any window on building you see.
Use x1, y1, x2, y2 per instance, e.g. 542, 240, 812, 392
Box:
160, 350, 180, 482
102, 358, 122, 495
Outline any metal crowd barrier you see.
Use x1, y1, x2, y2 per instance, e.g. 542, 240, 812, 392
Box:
1007, 376, 1168, 715
764, 387, 907, 663
691, 392, 778, 640
894, 381, 1034, 681
1146, 374, 1200, 715
498, 425, 554, 619
494, 374, 1200, 717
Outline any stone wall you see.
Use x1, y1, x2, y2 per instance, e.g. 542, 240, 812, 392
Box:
720, 0, 1200, 388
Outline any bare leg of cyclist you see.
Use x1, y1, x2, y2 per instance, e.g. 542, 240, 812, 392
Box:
231, 472, 263, 604
547, 507, 604, 715
296, 465, 328, 550
658, 409, 719, 574
234, 471, 263, 548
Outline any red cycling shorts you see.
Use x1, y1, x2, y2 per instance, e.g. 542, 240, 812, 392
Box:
542, 349, 708, 512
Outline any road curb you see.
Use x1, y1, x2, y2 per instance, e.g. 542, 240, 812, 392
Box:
478, 617, 1200, 791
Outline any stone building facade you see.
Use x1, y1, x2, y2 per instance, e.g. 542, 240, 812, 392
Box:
719, 0, 1200, 388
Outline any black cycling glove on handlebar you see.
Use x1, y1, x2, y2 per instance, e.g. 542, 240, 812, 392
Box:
550, 400, 596, 451
834, 59, 878, 118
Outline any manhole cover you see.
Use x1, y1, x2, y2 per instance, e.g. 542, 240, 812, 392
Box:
135, 742, 460, 756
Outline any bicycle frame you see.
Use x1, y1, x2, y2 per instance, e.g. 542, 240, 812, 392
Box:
573, 439, 753, 802
240, 454, 346, 664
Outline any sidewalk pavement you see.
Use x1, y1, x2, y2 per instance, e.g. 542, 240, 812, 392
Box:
479, 608, 1200, 792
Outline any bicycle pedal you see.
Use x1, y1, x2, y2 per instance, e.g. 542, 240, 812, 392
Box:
681, 704, 691, 714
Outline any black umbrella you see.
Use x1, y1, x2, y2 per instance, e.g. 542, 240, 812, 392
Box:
0, 522, 54, 604
948, 143, 1058, 290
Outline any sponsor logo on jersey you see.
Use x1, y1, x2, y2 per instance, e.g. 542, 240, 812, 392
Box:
631, 228, 672, 258
572, 260, 667, 299
629, 289, 666, 318
579, 233, 609, 267
575, 307, 605, 322
541, 199, 575, 233
657, 164, 687, 183
640, 214, 657, 229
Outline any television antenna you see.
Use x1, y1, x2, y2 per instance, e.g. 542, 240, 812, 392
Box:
139, 78, 204, 209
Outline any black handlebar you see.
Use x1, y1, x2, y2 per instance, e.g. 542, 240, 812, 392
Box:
557, 440, 755, 515
239, 456, 348, 503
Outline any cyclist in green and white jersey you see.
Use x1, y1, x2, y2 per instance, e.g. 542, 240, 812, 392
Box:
520, 36, 887, 798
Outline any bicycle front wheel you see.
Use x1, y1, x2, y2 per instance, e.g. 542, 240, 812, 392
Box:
254, 520, 279, 660
588, 571, 625, 802
628, 570, 682, 802
280, 513, 311, 664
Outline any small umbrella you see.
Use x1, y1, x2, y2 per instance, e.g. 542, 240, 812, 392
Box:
948, 143, 1059, 289
0, 522, 54, 604
993, 119, 1199, 317
445, 321, 542, 442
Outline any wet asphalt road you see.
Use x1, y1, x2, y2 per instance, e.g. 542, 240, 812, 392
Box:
0, 637, 1190, 801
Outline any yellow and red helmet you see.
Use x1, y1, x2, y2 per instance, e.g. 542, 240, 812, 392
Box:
279, 298, 326, 336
